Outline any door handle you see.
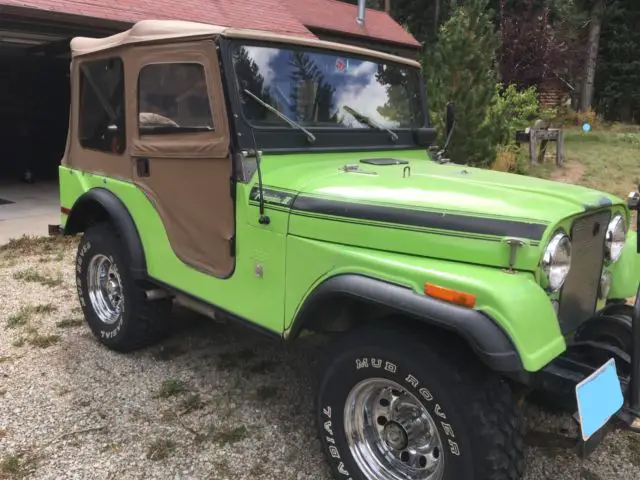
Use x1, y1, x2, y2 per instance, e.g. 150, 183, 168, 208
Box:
136, 157, 150, 177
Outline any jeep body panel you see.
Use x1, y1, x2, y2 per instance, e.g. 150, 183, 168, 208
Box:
58, 19, 640, 384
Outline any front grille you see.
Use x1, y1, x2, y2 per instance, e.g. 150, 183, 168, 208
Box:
557, 210, 611, 334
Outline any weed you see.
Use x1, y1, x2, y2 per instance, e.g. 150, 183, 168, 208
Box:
12, 269, 63, 288
0, 451, 37, 478
157, 378, 188, 398
0, 235, 77, 255
27, 334, 61, 349
179, 393, 206, 414
0, 356, 10, 364
255, 385, 278, 401
146, 438, 175, 461
56, 318, 84, 329
7, 304, 58, 329
6, 309, 31, 329
212, 425, 248, 445
11, 338, 25, 348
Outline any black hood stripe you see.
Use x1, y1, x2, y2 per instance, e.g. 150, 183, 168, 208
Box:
249, 186, 548, 240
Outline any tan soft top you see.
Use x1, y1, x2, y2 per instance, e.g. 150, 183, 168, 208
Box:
70, 19, 421, 68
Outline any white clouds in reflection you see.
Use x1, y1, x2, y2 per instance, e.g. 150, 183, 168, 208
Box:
241, 46, 399, 128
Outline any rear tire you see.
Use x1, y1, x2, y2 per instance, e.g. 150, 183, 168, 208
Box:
315, 326, 525, 480
76, 222, 173, 351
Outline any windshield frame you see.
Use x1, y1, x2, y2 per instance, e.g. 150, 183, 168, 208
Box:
218, 37, 430, 154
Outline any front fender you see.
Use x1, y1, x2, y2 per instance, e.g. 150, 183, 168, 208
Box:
284, 236, 566, 373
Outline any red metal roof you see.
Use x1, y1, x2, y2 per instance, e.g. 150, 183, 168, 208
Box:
0, 0, 419, 47
285, 0, 420, 47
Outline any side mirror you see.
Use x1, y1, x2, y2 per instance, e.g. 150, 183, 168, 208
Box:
445, 102, 455, 138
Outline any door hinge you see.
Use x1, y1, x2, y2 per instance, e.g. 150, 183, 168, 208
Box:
229, 236, 236, 256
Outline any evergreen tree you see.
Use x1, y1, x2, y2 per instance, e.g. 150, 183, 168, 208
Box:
424, 0, 500, 167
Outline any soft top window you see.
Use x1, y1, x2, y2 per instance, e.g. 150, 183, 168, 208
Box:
231, 44, 424, 130
78, 57, 126, 154
137, 62, 214, 135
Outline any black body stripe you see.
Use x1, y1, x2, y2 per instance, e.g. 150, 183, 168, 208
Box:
249, 186, 548, 240
291, 196, 547, 240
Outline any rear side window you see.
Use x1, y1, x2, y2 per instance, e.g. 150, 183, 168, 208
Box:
78, 57, 126, 154
138, 63, 214, 135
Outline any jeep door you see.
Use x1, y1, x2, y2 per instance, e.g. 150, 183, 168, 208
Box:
127, 39, 235, 279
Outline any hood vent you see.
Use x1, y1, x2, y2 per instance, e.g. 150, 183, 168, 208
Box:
360, 157, 410, 166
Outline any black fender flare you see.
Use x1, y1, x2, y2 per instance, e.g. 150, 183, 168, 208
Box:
64, 187, 147, 279
288, 274, 523, 373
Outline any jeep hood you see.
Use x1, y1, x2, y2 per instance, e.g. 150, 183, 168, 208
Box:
260, 151, 623, 271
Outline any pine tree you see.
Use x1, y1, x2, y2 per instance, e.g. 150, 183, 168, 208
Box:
424, 0, 500, 167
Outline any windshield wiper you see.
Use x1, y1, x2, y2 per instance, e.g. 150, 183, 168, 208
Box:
243, 89, 316, 144
343, 105, 399, 142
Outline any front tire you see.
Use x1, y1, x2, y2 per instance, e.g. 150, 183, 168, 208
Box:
316, 326, 525, 480
76, 222, 173, 351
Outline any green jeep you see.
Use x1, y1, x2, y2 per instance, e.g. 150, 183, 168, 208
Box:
56, 19, 640, 480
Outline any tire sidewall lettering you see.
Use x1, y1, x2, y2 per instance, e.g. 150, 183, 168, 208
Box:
319, 353, 467, 480
76, 236, 127, 341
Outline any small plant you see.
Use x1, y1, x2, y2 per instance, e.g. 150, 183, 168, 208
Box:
56, 318, 84, 329
157, 378, 188, 398
12, 269, 63, 288
179, 393, 206, 414
27, 334, 61, 349
146, 438, 175, 461
6, 309, 31, 329
212, 425, 248, 445
0, 451, 37, 478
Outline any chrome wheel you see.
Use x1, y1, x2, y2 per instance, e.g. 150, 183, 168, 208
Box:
344, 378, 444, 480
87, 254, 124, 325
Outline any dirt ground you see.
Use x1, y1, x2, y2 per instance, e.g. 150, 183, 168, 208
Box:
1, 237, 640, 479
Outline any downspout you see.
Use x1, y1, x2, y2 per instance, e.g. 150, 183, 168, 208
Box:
356, 0, 366, 25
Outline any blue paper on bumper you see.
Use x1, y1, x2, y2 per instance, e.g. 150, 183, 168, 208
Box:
575, 358, 624, 441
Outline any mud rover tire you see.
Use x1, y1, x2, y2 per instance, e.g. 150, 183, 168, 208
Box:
315, 326, 525, 480
75, 222, 173, 351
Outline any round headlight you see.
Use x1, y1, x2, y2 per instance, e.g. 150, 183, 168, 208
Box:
541, 232, 572, 292
605, 214, 625, 263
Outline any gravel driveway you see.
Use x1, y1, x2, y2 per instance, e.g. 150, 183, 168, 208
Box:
1, 236, 639, 479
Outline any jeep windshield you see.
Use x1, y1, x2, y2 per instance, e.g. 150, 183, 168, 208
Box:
224, 40, 428, 152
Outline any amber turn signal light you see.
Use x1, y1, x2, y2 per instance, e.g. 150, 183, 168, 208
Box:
424, 283, 476, 308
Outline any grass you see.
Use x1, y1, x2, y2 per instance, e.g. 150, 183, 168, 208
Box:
146, 438, 175, 461
156, 378, 188, 398
553, 129, 640, 198
56, 317, 84, 329
211, 425, 248, 445
27, 334, 61, 349
6, 304, 57, 329
0, 451, 37, 479
12, 268, 63, 288
179, 393, 206, 414
0, 235, 77, 256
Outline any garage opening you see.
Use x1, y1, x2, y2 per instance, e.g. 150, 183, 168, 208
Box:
0, 41, 70, 185
0, 9, 122, 241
